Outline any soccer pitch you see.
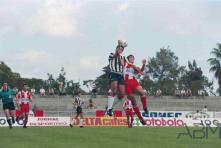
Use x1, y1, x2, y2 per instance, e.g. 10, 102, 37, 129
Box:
0, 127, 220, 148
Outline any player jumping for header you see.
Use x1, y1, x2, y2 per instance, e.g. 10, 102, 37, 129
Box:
124, 54, 148, 125
107, 40, 127, 116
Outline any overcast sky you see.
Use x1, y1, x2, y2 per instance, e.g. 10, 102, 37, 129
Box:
0, 0, 220, 88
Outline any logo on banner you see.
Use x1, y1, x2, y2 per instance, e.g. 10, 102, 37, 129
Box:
133, 117, 184, 127
72, 117, 127, 126
185, 111, 210, 119
142, 111, 182, 118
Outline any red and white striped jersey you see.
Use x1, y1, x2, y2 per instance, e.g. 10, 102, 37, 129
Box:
16, 90, 32, 105
123, 99, 133, 110
124, 63, 136, 80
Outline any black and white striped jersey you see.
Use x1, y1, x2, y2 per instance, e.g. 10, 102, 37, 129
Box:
74, 96, 84, 107
108, 53, 124, 75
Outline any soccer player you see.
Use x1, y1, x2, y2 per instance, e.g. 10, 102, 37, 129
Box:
123, 97, 134, 128
16, 83, 32, 128
0, 83, 16, 129
107, 40, 127, 116
124, 54, 148, 125
70, 92, 84, 128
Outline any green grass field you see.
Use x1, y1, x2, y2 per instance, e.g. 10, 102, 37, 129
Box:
0, 126, 221, 148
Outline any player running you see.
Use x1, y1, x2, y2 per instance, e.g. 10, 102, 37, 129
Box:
123, 97, 134, 128
124, 54, 148, 125
107, 40, 127, 116
16, 83, 32, 128
0, 83, 16, 129
70, 92, 84, 128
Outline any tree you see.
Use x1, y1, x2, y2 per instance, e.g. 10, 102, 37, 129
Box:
208, 43, 221, 95
94, 66, 110, 95
0, 62, 43, 90
145, 48, 185, 95
180, 60, 213, 96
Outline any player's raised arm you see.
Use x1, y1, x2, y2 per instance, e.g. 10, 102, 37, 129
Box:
140, 59, 147, 72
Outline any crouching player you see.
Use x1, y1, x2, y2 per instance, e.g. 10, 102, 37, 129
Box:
123, 97, 134, 128
70, 92, 84, 128
16, 83, 32, 128
124, 54, 148, 125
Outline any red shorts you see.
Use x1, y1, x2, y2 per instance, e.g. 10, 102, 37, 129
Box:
125, 109, 134, 117
124, 78, 140, 94
20, 104, 30, 114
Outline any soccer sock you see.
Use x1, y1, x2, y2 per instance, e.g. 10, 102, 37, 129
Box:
24, 117, 28, 127
12, 117, 15, 124
127, 116, 130, 126
140, 95, 147, 111
131, 116, 134, 124
7, 118, 12, 126
133, 105, 144, 121
79, 118, 83, 127
107, 96, 115, 110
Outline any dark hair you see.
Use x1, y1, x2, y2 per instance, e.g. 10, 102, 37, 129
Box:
116, 45, 124, 51
127, 54, 134, 60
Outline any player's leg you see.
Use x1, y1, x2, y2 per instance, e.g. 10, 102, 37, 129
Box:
70, 110, 74, 128
118, 84, 125, 99
129, 94, 146, 125
130, 110, 134, 127
23, 105, 29, 128
107, 80, 118, 116
125, 110, 130, 128
9, 102, 16, 124
79, 113, 84, 128
73, 114, 79, 126
117, 74, 125, 100
4, 108, 12, 129
135, 85, 148, 113
17, 104, 24, 123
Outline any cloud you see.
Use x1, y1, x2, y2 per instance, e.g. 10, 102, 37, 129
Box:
118, 3, 129, 12
0, 0, 83, 37
80, 56, 103, 70
0, 49, 106, 81
25, 0, 81, 37
12, 50, 51, 64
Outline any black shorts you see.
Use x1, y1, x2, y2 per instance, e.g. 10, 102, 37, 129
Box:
3, 102, 15, 110
109, 73, 124, 85
76, 106, 83, 115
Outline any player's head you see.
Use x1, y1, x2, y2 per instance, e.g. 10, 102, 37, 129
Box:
23, 83, 28, 91
116, 46, 124, 55
127, 54, 135, 64
2, 83, 8, 91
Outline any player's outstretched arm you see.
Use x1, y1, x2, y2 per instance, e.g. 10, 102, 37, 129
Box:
140, 59, 147, 72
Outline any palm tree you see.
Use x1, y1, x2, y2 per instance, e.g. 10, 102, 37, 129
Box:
208, 43, 221, 95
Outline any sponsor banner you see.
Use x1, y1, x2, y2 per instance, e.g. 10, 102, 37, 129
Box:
71, 117, 127, 126
185, 118, 221, 127
28, 117, 70, 126
133, 117, 221, 127
133, 117, 185, 127
0, 117, 22, 127
1, 116, 221, 127
141, 111, 214, 119
0, 117, 70, 127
